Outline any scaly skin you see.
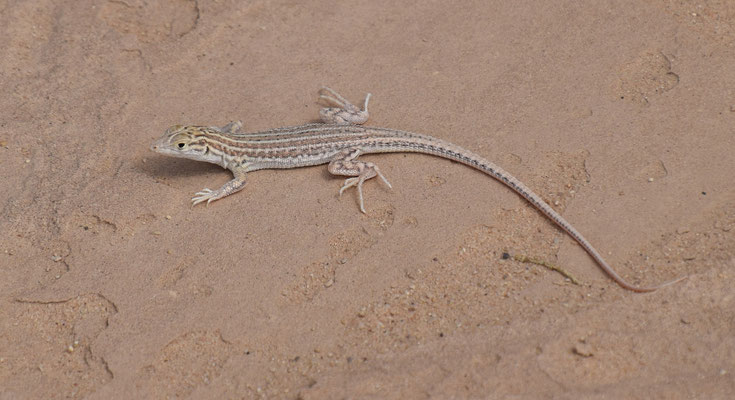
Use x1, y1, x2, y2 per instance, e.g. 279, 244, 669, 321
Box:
151, 87, 685, 292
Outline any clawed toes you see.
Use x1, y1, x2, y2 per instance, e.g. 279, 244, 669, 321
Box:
375, 170, 392, 189
191, 188, 215, 206
339, 178, 359, 196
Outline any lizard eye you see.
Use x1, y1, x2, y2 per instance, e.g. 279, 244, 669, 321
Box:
177, 142, 186, 149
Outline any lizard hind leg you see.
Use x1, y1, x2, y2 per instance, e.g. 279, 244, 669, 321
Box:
328, 148, 392, 213
318, 86, 371, 125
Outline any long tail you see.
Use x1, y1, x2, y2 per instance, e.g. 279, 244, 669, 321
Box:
396, 134, 685, 292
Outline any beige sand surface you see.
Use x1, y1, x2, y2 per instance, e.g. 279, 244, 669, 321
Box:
1, 0, 734, 398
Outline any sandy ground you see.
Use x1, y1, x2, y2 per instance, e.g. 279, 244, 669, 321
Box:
1, 0, 734, 398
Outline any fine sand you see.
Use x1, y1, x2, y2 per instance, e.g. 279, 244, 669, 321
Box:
1, 0, 733, 398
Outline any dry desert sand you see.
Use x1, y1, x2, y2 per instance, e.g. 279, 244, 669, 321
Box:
1, 0, 734, 398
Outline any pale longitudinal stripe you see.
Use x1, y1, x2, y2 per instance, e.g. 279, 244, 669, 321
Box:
151, 87, 685, 293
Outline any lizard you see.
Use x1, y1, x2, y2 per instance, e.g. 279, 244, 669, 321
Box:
150, 86, 684, 292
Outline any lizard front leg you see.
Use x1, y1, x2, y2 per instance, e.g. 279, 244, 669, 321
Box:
192, 167, 248, 206
328, 148, 392, 213
318, 86, 371, 125
218, 120, 243, 133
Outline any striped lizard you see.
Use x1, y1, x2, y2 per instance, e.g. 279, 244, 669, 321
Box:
151, 87, 683, 292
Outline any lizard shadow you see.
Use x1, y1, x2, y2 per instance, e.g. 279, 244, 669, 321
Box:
140, 155, 225, 180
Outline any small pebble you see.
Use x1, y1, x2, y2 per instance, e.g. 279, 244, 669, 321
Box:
573, 342, 594, 358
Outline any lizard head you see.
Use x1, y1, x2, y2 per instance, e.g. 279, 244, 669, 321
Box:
150, 125, 221, 164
